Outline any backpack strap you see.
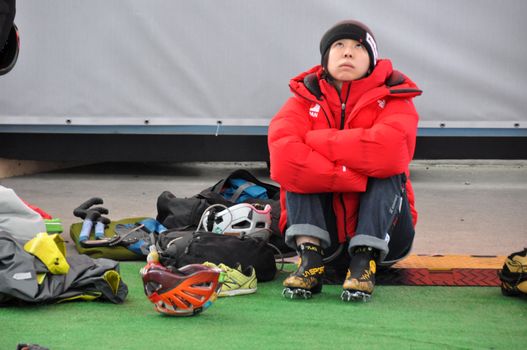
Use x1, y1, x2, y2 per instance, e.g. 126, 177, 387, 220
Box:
303, 73, 323, 100
230, 181, 255, 203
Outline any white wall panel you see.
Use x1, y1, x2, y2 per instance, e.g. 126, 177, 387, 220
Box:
1, 0, 526, 131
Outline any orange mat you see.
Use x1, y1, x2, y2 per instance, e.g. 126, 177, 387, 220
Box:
392, 254, 506, 269
283, 254, 506, 269
281, 254, 506, 286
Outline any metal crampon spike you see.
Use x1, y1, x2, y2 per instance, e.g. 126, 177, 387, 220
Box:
341, 290, 371, 302
282, 288, 293, 299
282, 287, 312, 299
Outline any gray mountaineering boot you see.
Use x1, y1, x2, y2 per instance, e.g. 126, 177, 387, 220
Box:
282, 243, 324, 299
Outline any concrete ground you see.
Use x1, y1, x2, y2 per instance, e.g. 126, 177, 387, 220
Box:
1, 160, 526, 257
0, 158, 88, 179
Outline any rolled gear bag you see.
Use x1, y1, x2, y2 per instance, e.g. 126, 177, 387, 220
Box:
498, 248, 527, 297
0, 230, 128, 304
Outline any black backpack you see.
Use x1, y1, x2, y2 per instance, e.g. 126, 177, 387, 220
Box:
156, 169, 283, 239
154, 169, 291, 282
156, 192, 209, 231
157, 229, 277, 282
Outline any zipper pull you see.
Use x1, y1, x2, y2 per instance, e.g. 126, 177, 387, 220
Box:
340, 103, 346, 129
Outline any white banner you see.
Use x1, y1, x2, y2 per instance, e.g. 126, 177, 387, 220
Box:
0, 0, 526, 130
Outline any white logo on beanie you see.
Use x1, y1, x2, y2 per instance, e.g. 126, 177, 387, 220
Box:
366, 32, 378, 66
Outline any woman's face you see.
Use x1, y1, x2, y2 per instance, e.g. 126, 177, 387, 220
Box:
326, 39, 370, 87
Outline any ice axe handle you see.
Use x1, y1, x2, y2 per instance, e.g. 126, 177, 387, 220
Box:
94, 221, 106, 239
79, 219, 94, 242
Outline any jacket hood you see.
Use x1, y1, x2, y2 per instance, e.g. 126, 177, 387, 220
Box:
289, 59, 421, 101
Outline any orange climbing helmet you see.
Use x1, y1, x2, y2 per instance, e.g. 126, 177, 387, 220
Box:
141, 262, 223, 316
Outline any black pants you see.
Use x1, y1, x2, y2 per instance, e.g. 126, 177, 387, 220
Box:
285, 174, 415, 266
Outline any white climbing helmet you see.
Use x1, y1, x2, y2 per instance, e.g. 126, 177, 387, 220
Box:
202, 203, 272, 236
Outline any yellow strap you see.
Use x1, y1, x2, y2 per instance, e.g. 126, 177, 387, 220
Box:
36, 273, 46, 285
103, 270, 121, 295
57, 292, 102, 303
24, 232, 70, 274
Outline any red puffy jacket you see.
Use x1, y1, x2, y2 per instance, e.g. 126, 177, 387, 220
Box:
268, 59, 422, 243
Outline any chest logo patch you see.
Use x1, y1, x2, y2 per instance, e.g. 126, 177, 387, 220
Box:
309, 103, 320, 118
377, 99, 386, 109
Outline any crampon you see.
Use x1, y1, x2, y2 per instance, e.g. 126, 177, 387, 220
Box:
282, 286, 317, 299
341, 289, 372, 302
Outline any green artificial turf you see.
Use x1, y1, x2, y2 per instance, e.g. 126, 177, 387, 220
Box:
1, 262, 526, 350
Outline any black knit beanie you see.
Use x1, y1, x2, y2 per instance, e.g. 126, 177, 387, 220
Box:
319, 20, 378, 73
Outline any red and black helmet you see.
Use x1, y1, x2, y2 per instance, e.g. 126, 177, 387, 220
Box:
0, 24, 19, 76
141, 262, 222, 316
0, 0, 18, 76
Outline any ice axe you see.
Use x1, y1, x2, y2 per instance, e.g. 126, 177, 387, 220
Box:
73, 197, 110, 242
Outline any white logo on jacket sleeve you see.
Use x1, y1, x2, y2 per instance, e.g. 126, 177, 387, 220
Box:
377, 99, 386, 109
309, 103, 320, 118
